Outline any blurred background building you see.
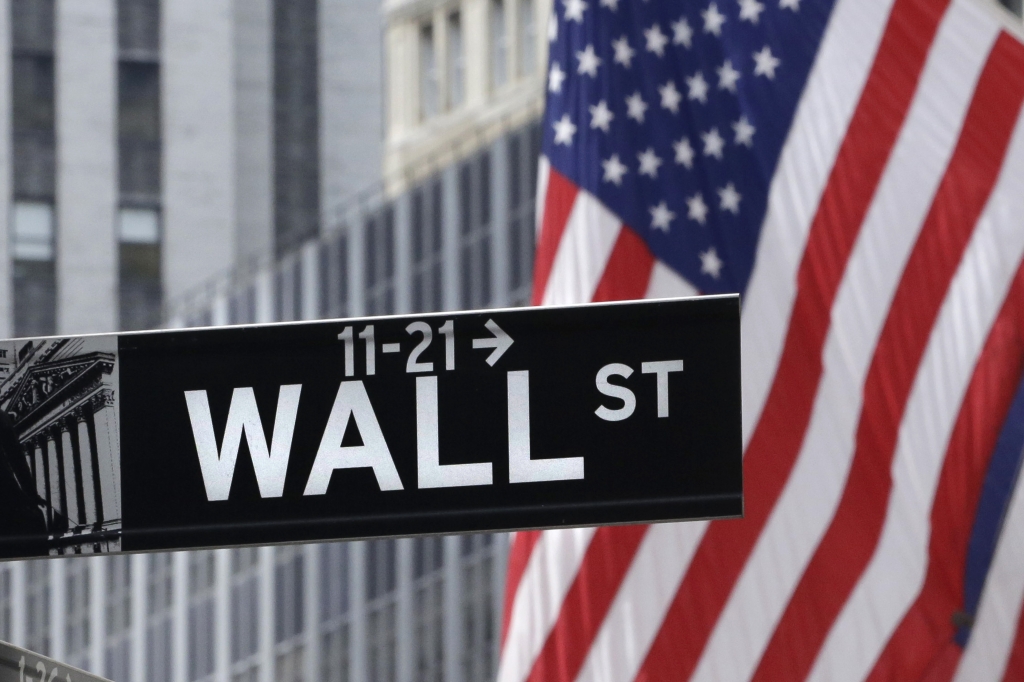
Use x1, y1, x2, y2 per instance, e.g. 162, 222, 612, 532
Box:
0, 0, 544, 679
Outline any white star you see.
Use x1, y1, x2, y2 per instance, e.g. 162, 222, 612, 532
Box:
687, 193, 709, 224
739, 0, 766, 23
576, 44, 601, 77
700, 247, 723, 278
733, 116, 756, 146
780, 0, 800, 9
659, 81, 682, 113
672, 18, 694, 47
645, 24, 669, 57
718, 183, 741, 213
650, 202, 676, 232
548, 62, 566, 93
602, 154, 628, 185
612, 36, 635, 67
717, 60, 740, 92
686, 71, 709, 103
564, 0, 587, 22
549, 14, 558, 41
552, 114, 577, 145
673, 138, 695, 168
626, 92, 648, 122
702, 3, 727, 36
702, 128, 725, 159
600, 0, 619, 9
589, 100, 614, 132
753, 45, 781, 79
638, 148, 663, 178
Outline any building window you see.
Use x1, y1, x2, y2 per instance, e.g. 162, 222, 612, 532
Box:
147, 553, 174, 682
12, 0, 56, 337
274, 0, 320, 255
117, 0, 158, 57
320, 543, 349, 682
490, 0, 508, 89
366, 540, 396, 682
419, 22, 439, 120
119, 207, 162, 331
460, 153, 492, 309
274, 546, 305, 682
231, 548, 261, 682
0, 567, 11, 641
105, 555, 132, 681
118, 0, 162, 331
320, 233, 348, 319
447, 11, 464, 108
189, 551, 217, 682
518, 0, 536, 76
414, 537, 444, 682
26, 561, 50, 656
365, 208, 395, 316
66, 560, 92, 672
460, 534, 496, 680
12, 201, 56, 336
509, 123, 541, 304
412, 179, 444, 313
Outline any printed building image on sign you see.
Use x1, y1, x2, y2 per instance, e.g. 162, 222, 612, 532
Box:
0, 296, 740, 560
0, 336, 121, 558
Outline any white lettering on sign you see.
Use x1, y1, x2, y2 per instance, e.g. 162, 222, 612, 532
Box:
185, 385, 301, 501
406, 322, 434, 373
642, 360, 684, 417
416, 376, 492, 488
304, 380, 404, 494
507, 370, 584, 483
594, 363, 636, 422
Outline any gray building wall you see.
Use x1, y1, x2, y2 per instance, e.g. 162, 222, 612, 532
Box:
55, 0, 117, 335
0, 0, 11, 339
161, 0, 236, 303
233, 0, 274, 267
319, 0, 383, 222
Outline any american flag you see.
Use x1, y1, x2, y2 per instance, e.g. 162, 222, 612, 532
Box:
497, 0, 1024, 679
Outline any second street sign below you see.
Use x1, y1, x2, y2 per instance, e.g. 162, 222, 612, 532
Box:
0, 295, 741, 559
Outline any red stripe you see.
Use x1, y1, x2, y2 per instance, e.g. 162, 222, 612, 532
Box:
531, 168, 579, 305
1003, 603, 1024, 682
633, 0, 950, 678
502, 530, 544, 649
525, 525, 649, 682
591, 227, 655, 303
868, 236, 1024, 678
752, 33, 1024, 682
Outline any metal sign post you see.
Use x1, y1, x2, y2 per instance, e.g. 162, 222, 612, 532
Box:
0, 296, 741, 561
0, 641, 111, 682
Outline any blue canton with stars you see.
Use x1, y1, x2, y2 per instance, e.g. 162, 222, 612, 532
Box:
543, 0, 837, 294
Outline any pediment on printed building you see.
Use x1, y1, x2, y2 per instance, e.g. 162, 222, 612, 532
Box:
7, 350, 116, 432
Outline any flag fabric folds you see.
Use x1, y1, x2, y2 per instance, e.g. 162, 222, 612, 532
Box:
498, 0, 1024, 679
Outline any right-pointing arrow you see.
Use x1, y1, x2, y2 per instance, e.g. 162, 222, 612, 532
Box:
472, 319, 514, 366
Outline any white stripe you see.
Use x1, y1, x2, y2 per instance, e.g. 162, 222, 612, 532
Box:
739, 0, 898, 447
645, 261, 698, 299
814, 35, 1024, 682
954, 470, 1024, 681
693, 3, 987, 678
496, 526, 597, 682
541, 191, 622, 306
536, 156, 551, 238
573, 521, 708, 682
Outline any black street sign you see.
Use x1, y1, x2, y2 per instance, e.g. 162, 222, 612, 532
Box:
0, 641, 111, 682
0, 296, 741, 560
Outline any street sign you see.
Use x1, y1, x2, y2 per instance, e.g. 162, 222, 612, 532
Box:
0, 296, 741, 560
0, 641, 111, 682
